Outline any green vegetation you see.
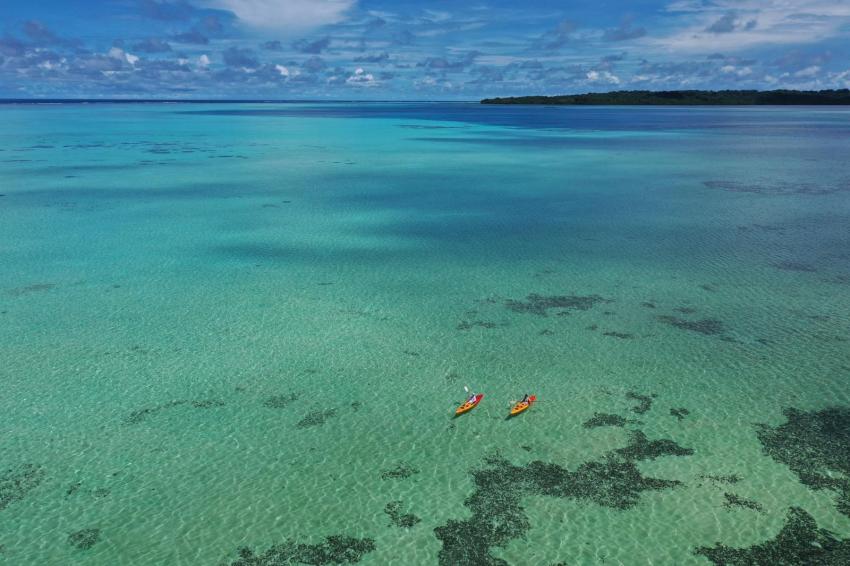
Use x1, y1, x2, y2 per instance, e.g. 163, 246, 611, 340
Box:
481, 89, 850, 105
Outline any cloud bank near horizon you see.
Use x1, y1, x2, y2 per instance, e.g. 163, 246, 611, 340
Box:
1, 0, 849, 99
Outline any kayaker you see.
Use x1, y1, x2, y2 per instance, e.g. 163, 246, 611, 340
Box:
467, 393, 478, 404
520, 394, 530, 403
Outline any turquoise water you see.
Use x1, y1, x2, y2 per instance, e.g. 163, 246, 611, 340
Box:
1, 103, 849, 565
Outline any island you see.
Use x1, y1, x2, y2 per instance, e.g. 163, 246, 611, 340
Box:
481, 89, 850, 105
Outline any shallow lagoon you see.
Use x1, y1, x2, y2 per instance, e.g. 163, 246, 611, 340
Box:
1, 103, 849, 564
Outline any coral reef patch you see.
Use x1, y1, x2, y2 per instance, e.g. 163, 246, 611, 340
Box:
434, 427, 692, 565
504, 294, 612, 316
124, 399, 225, 424
230, 535, 376, 565
756, 407, 850, 517
263, 393, 299, 409
656, 315, 725, 336
582, 413, 636, 429
67, 528, 100, 550
380, 462, 419, 480
0, 463, 45, 511
723, 492, 764, 513
626, 392, 656, 414
603, 331, 635, 339
384, 501, 421, 528
670, 408, 690, 421
695, 507, 850, 565
296, 409, 338, 429
703, 180, 847, 196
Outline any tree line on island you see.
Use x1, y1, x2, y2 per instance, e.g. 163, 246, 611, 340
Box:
480, 89, 850, 105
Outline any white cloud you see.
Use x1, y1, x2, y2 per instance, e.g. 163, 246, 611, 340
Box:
108, 47, 139, 66
203, 0, 356, 31
657, 0, 850, 52
275, 64, 290, 77
586, 70, 620, 84
346, 67, 377, 86
198, 54, 211, 67
721, 64, 753, 77
794, 65, 820, 77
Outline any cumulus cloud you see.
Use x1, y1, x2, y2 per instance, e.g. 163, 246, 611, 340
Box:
201, 0, 355, 31
586, 69, 620, 84
109, 47, 140, 66
346, 67, 376, 86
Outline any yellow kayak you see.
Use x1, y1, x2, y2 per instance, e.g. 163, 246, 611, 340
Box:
456, 394, 483, 416
509, 395, 537, 416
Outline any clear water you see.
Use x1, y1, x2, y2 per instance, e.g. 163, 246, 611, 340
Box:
1, 102, 849, 565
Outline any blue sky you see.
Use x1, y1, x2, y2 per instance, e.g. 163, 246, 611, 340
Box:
1, 0, 849, 99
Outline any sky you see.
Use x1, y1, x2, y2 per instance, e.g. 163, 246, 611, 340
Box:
1, 0, 850, 99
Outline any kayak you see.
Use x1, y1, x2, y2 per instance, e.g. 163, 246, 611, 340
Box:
456, 394, 484, 416
509, 395, 537, 416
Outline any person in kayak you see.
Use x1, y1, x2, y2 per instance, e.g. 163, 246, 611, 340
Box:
520, 394, 530, 404
467, 393, 478, 404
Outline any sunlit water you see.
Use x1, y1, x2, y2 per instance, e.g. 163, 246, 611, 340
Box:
1, 102, 849, 565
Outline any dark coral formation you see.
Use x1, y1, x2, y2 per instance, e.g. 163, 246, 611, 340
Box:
67, 528, 100, 550
670, 408, 690, 421
124, 399, 225, 424
263, 393, 299, 409
504, 294, 612, 316
614, 431, 694, 462
6, 283, 55, 297
296, 409, 337, 429
582, 413, 635, 429
640, 302, 657, 308
457, 320, 503, 331
656, 315, 725, 335
703, 179, 847, 196
695, 507, 850, 565
434, 428, 692, 565
231, 535, 376, 565
773, 261, 818, 273
384, 501, 421, 528
723, 492, 764, 513
626, 392, 656, 414
700, 474, 741, 485
380, 462, 419, 480
756, 407, 850, 517
0, 463, 45, 511
603, 331, 635, 339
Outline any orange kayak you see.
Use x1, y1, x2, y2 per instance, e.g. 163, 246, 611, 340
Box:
509, 395, 537, 416
456, 394, 484, 416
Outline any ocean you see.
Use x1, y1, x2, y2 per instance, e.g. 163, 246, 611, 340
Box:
1, 102, 849, 565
